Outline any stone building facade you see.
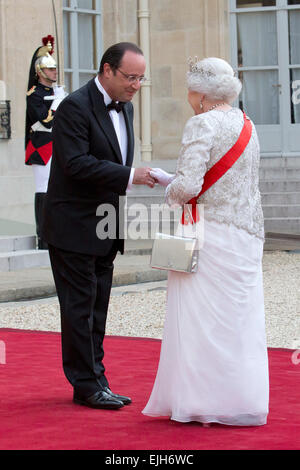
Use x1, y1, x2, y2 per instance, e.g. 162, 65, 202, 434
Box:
1, 0, 299, 236
0, 0, 229, 234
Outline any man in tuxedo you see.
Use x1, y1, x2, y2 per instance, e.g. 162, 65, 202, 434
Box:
42, 42, 156, 409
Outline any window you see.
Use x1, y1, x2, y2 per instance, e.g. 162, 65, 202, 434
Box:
230, 0, 300, 155
236, 0, 276, 7
289, 8, 300, 122
63, 0, 102, 92
236, 9, 279, 124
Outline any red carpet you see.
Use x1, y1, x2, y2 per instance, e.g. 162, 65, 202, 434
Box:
0, 328, 299, 450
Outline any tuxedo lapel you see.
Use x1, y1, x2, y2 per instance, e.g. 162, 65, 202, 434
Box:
88, 80, 123, 165
122, 104, 134, 167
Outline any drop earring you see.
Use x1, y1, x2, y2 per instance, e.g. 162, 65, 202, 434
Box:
200, 101, 204, 111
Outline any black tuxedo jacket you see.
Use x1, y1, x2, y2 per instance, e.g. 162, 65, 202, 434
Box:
42, 78, 134, 256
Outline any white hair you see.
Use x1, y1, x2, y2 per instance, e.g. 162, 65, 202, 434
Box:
186, 57, 242, 103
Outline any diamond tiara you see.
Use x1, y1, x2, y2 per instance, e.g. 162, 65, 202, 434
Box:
187, 56, 216, 77
188, 56, 238, 78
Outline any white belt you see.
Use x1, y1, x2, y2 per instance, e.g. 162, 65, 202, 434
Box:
31, 121, 52, 133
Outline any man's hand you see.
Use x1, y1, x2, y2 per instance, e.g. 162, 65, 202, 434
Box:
133, 167, 156, 188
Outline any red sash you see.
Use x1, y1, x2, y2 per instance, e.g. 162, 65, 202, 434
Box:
181, 111, 252, 225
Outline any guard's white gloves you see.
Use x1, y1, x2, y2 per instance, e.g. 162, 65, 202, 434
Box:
51, 85, 68, 111
150, 168, 175, 187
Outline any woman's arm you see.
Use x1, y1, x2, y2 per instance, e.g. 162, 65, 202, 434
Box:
166, 115, 214, 206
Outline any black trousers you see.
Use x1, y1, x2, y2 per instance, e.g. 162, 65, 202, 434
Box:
48, 242, 119, 397
35, 193, 48, 250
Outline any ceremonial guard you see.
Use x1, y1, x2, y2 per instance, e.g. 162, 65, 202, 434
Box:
25, 35, 66, 249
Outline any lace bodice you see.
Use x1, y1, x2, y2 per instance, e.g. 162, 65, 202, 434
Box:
166, 108, 264, 240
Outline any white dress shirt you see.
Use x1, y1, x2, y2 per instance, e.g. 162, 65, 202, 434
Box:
94, 76, 134, 190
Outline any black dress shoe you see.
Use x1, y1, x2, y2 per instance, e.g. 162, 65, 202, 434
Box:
73, 390, 124, 409
103, 387, 132, 405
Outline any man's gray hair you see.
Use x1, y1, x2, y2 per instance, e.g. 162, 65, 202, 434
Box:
186, 57, 242, 103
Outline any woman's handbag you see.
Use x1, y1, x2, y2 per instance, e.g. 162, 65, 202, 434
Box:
150, 112, 252, 273
151, 231, 199, 273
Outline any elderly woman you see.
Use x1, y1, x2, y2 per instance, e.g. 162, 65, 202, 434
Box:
142, 57, 269, 427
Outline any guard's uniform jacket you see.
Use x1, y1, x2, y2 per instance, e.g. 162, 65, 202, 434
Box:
25, 82, 54, 166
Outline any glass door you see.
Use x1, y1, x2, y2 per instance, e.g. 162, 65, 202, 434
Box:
230, 0, 300, 156
287, 1, 300, 151
63, 0, 102, 92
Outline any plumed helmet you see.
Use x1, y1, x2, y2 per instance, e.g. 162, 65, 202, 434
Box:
35, 36, 57, 73
27, 35, 56, 90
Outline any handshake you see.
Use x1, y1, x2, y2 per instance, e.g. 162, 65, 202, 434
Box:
133, 167, 175, 188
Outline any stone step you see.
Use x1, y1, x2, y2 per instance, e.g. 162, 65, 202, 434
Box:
127, 178, 300, 201
128, 184, 300, 203
259, 168, 300, 180
264, 232, 300, 251
124, 239, 153, 255
261, 192, 300, 205
262, 204, 300, 218
0, 239, 154, 272
129, 194, 300, 208
0, 249, 50, 272
259, 180, 300, 192
126, 195, 165, 208
127, 185, 165, 195
0, 235, 36, 253
259, 156, 300, 169
264, 217, 300, 234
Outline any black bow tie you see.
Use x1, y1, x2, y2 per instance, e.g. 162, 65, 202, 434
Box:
106, 101, 124, 113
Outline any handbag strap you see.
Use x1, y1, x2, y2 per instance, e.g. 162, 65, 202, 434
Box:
181, 111, 252, 225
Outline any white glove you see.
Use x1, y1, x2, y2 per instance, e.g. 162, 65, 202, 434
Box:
53, 85, 67, 99
150, 168, 175, 187
51, 85, 68, 111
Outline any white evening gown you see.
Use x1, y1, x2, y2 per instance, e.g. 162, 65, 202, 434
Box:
142, 109, 269, 426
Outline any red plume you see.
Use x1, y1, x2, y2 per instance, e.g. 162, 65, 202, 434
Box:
42, 35, 55, 55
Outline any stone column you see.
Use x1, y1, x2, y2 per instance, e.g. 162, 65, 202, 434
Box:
138, 0, 152, 162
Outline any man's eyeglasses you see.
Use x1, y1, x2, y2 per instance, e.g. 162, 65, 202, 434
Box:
117, 68, 146, 84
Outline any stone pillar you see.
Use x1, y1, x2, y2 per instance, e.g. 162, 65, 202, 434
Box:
138, 0, 152, 162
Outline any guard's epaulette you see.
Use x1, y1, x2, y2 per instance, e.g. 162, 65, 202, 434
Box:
27, 86, 36, 96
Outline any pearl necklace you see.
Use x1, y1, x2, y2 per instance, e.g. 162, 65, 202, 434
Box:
207, 102, 226, 112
